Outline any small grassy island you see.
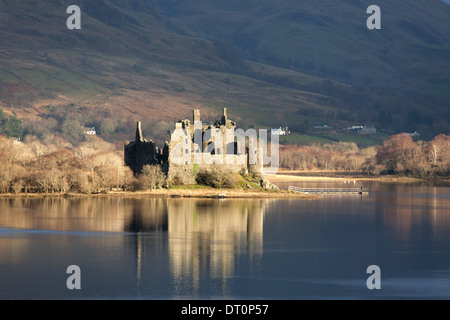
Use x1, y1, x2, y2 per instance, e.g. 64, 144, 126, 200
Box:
94, 169, 317, 199
0, 166, 317, 199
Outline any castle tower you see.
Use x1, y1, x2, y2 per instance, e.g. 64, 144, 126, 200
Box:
221, 108, 228, 126
193, 109, 201, 125
136, 121, 143, 143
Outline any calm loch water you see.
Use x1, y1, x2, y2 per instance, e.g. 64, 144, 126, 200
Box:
1, 180, 450, 299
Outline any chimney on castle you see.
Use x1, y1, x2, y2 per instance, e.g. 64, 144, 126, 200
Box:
136, 121, 143, 142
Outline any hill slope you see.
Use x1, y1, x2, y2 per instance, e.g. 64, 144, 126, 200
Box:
156, 0, 450, 91
0, 0, 449, 139
0, 0, 335, 128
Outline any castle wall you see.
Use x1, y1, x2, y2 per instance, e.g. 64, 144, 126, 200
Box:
167, 159, 248, 185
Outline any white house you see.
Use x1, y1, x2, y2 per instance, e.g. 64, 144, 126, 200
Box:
347, 125, 364, 131
358, 124, 376, 135
272, 127, 289, 136
84, 127, 96, 135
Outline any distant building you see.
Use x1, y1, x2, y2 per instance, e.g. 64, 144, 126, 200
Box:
346, 125, 364, 131
408, 131, 420, 138
272, 127, 290, 136
358, 124, 376, 135
84, 127, 96, 135
311, 122, 331, 130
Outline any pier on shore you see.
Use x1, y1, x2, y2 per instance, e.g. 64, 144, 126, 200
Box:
288, 186, 368, 195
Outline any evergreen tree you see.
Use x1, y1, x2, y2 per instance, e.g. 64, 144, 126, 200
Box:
0, 110, 6, 134
5, 112, 23, 137
0, 110, 23, 138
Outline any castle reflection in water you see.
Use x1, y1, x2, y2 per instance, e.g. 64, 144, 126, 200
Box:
0, 197, 266, 287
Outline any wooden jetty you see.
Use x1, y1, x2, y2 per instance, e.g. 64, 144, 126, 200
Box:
288, 186, 368, 195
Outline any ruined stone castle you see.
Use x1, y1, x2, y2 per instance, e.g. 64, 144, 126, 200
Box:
124, 108, 263, 185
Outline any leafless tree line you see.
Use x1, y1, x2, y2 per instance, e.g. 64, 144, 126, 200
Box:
279, 133, 450, 178
0, 134, 136, 194
1, 132, 449, 194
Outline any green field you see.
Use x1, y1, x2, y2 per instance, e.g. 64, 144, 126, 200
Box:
280, 134, 335, 145
322, 132, 390, 146
281, 132, 390, 147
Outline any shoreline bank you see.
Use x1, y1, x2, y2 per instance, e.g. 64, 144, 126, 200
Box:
267, 171, 449, 183
1, 172, 448, 199
0, 188, 318, 200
